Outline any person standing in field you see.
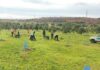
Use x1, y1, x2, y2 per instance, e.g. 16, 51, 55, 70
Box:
17, 30, 20, 38
43, 30, 46, 38
33, 31, 36, 40
51, 31, 54, 39
11, 29, 14, 37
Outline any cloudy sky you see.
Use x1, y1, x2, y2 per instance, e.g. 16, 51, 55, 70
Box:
0, 0, 100, 19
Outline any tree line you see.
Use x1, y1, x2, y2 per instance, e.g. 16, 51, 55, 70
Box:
0, 22, 100, 34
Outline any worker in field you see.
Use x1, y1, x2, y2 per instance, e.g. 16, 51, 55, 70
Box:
54, 33, 59, 41
33, 31, 36, 40
51, 31, 54, 39
13, 29, 17, 37
17, 30, 20, 38
54, 35, 59, 41
43, 30, 46, 38
11, 29, 14, 37
30, 31, 36, 41
15, 30, 20, 38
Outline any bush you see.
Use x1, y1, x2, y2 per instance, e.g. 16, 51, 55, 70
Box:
77, 27, 87, 34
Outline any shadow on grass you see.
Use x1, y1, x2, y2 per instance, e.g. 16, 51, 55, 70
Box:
0, 39, 5, 41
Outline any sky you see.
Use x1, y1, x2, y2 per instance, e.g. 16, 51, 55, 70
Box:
0, 0, 100, 19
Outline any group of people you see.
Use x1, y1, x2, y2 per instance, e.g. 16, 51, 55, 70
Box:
43, 30, 59, 41
11, 29, 59, 41
11, 29, 20, 38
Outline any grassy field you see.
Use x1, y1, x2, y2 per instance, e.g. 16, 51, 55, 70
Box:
0, 30, 100, 70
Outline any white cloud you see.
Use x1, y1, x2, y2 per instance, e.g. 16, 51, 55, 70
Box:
0, 0, 45, 9
44, 0, 100, 5
0, 13, 34, 19
0, 0, 100, 9
0, 0, 66, 10
0, 0, 100, 18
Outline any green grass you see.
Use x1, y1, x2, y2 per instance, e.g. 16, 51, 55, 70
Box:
0, 30, 100, 70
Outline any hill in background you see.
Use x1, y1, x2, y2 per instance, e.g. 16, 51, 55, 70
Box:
0, 17, 99, 24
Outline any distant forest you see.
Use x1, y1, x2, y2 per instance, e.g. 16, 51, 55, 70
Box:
0, 17, 100, 34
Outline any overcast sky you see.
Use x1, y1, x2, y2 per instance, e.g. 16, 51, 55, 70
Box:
0, 0, 100, 19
